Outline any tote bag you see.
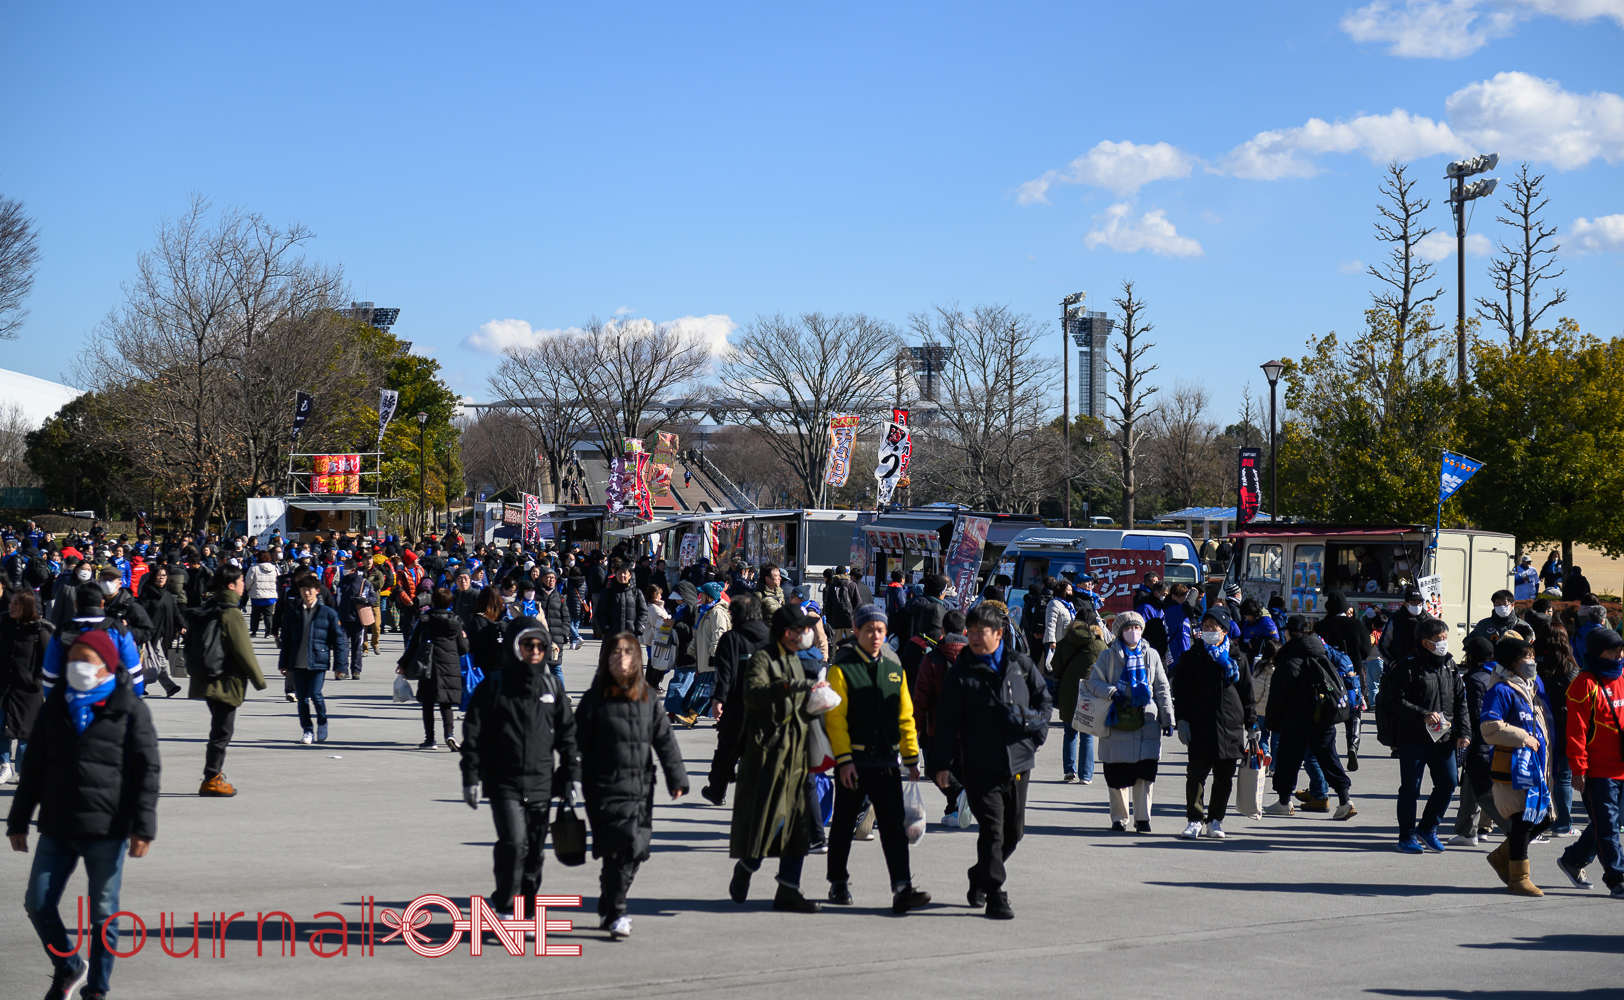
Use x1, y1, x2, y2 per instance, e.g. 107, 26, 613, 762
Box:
1070, 682, 1110, 737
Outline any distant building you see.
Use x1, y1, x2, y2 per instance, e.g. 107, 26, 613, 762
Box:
0, 367, 85, 427
1070, 311, 1113, 420
338, 301, 401, 330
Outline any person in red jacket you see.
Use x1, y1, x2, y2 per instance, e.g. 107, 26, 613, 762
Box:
1556, 627, 1624, 897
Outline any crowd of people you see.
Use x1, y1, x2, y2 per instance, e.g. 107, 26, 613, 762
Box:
2, 517, 1621, 998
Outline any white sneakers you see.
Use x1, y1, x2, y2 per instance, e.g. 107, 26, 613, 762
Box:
609, 916, 632, 940
300, 731, 314, 745
1333, 801, 1358, 821
1205, 821, 1226, 839
0, 762, 14, 784
1182, 821, 1206, 840
1263, 800, 1295, 817
1447, 833, 1477, 847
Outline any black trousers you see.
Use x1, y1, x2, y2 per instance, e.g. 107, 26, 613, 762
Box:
1508, 809, 1554, 862
204, 700, 236, 778
598, 852, 642, 919
962, 771, 1028, 893
1274, 725, 1350, 801
705, 706, 744, 792
423, 703, 455, 741
249, 602, 275, 636
489, 795, 550, 912
826, 766, 911, 889
1187, 757, 1237, 822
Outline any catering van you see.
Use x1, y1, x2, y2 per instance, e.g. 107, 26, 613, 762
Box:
998, 527, 1203, 625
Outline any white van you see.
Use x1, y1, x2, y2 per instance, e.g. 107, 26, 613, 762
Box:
999, 527, 1203, 626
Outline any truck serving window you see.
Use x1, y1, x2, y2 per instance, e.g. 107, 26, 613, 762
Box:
806, 520, 857, 570
1245, 543, 1283, 585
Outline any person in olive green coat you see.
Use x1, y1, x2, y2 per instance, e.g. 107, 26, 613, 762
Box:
187, 567, 267, 797
727, 605, 828, 913
1054, 617, 1107, 783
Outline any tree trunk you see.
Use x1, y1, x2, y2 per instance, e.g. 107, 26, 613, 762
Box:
1562, 537, 1573, 592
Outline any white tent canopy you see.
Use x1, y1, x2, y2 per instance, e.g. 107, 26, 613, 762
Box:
1, 367, 84, 428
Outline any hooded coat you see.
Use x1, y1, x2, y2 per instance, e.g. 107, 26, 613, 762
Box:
1053, 618, 1107, 726
407, 607, 468, 707
575, 676, 688, 860
1172, 639, 1255, 760
459, 616, 578, 801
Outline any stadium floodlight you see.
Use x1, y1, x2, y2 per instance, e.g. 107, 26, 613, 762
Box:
1445, 152, 1498, 178
1445, 152, 1499, 387
1453, 178, 1498, 203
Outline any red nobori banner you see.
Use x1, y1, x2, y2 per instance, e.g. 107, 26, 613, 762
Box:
1086, 549, 1166, 617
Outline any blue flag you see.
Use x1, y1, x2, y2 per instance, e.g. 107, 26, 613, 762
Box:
1439, 451, 1484, 503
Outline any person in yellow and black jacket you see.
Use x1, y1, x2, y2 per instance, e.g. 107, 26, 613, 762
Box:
822, 604, 932, 915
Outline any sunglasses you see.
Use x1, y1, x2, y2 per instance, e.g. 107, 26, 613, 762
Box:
518, 638, 548, 652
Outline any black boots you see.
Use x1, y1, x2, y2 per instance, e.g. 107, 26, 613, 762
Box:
771, 885, 821, 913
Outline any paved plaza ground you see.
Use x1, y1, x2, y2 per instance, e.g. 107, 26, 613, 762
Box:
2, 628, 1619, 1000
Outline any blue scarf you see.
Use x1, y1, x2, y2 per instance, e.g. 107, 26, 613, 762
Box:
1205, 636, 1239, 683
66, 677, 116, 734
967, 641, 1005, 676
1054, 598, 1075, 619
1114, 640, 1151, 708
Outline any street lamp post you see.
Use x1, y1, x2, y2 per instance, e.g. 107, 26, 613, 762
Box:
1082, 430, 1094, 525
1061, 292, 1084, 526
1446, 152, 1499, 385
1259, 361, 1284, 523
415, 411, 428, 539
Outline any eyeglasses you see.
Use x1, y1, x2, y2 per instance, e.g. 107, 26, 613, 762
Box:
518, 638, 548, 652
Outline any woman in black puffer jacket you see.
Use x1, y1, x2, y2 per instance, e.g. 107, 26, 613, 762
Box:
403, 588, 469, 750
0, 588, 51, 783
575, 632, 688, 939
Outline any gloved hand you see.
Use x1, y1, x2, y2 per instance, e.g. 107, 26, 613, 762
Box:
1176, 720, 1190, 746
1162, 725, 1174, 738
463, 785, 479, 810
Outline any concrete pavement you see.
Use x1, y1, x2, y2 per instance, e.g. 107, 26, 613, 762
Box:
2, 626, 1618, 1000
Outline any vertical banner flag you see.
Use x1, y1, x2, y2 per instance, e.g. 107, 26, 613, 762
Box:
651, 432, 678, 496
376, 389, 400, 447
874, 409, 911, 506
1237, 446, 1262, 524
291, 391, 314, 441
521, 493, 542, 546
605, 458, 627, 513
635, 453, 654, 519
944, 516, 992, 609
825, 414, 860, 486
1438, 451, 1484, 504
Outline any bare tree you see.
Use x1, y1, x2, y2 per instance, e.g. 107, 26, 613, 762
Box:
1148, 381, 1223, 510
908, 303, 1065, 513
1477, 163, 1567, 350
1367, 162, 1444, 354
487, 339, 589, 501
459, 410, 543, 498
719, 312, 902, 503
1225, 384, 1265, 448
0, 196, 41, 341
1107, 281, 1159, 526
560, 318, 711, 458
0, 402, 40, 488
705, 425, 803, 507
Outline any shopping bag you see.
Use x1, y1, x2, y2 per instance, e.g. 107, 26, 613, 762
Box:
806, 684, 842, 716
814, 772, 835, 827
686, 672, 717, 717
1071, 683, 1110, 737
357, 604, 376, 627
808, 718, 836, 774
1235, 733, 1266, 819
459, 654, 483, 712
392, 674, 414, 703
551, 803, 587, 867
664, 668, 695, 714
902, 780, 928, 845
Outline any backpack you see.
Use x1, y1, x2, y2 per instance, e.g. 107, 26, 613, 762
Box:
1373, 662, 1403, 746
1304, 652, 1351, 725
1323, 643, 1363, 707
183, 600, 228, 680
402, 634, 434, 680
55, 614, 121, 655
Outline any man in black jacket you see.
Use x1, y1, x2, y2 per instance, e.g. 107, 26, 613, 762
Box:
1316, 590, 1373, 770
8, 629, 160, 1000
1378, 586, 1432, 665
822, 566, 861, 643
896, 574, 950, 686
592, 560, 648, 640
702, 594, 773, 805
931, 604, 1052, 920
1385, 617, 1471, 854
460, 616, 579, 916
1263, 617, 1356, 821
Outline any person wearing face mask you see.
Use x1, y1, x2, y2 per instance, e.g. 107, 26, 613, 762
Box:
7, 629, 160, 1000
1083, 611, 1175, 834
1556, 626, 1624, 897
1473, 635, 1555, 895
1264, 616, 1357, 821
1172, 608, 1256, 839
459, 616, 580, 923
46, 559, 96, 630
1469, 590, 1521, 644
1378, 586, 1433, 669
1449, 637, 1507, 847
575, 632, 689, 940
398, 588, 468, 751
727, 605, 831, 913
0, 589, 50, 785
41, 584, 146, 700
95, 567, 153, 659
1385, 618, 1471, 853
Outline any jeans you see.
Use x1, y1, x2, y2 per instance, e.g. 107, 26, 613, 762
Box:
292, 669, 327, 732
341, 621, 365, 675
1062, 726, 1096, 781
1275, 726, 1350, 803
962, 770, 1029, 893
567, 617, 582, 644
205, 700, 236, 778
826, 767, 912, 890
1, 738, 24, 769
1549, 741, 1574, 833
1396, 741, 1458, 839
1561, 776, 1624, 888
1303, 748, 1331, 800
489, 795, 551, 911
24, 834, 127, 995
1364, 659, 1384, 703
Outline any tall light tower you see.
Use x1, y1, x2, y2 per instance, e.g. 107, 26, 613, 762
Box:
1061, 292, 1085, 526
1446, 153, 1499, 386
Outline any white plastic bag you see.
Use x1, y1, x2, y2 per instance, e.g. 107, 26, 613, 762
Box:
805, 684, 842, 716
808, 718, 836, 774
902, 780, 928, 844
392, 674, 414, 704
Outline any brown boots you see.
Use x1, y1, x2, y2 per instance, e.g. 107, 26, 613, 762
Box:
199, 773, 238, 797
1506, 860, 1544, 897
1486, 841, 1511, 884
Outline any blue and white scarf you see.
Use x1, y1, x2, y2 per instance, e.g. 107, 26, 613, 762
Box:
1114, 640, 1152, 708
66, 677, 116, 734
1205, 636, 1239, 683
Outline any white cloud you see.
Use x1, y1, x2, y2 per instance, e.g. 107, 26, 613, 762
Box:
1218, 109, 1468, 179
613, 305, 635, 316
462, 314, 737, 355
1341, 0, 1624, 59
1416, 231, 1494, 260
1568, 214, 1624, 252
1019, 140, 1195, 202
1446, 71, 1624, 169
1084, 204, 1203, 257
1338, 260, 1366, 274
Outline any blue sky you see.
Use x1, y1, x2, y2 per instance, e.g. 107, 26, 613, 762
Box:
3, 1, 1621, 425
